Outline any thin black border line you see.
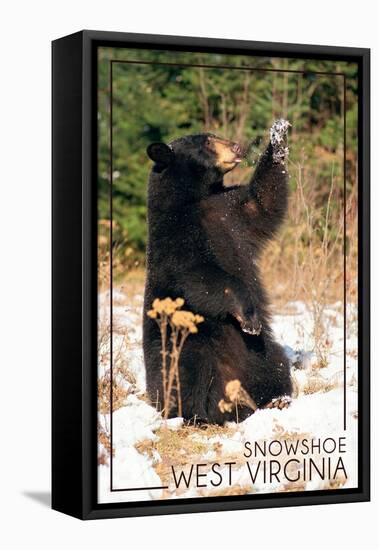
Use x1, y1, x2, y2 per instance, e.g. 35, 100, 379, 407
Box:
112, 485, 169, 494
107, 57, 349, 494
106, 57, 347, 77
109, 60, 114, 491
343, 74, 347, 431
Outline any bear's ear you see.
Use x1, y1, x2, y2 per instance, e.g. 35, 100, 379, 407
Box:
146, 142, 174, 167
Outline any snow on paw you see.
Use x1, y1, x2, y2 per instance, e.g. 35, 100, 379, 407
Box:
270, 118, 291, 164
265, 395, 292, 410
270, 118, 291, 145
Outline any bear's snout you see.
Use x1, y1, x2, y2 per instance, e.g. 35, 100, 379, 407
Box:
212, 138, 244, 172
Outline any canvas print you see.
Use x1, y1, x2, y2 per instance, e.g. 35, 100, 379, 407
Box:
96, 46, 358, 503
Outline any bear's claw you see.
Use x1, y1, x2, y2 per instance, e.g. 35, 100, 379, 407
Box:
236, 311, 262, 336
265, 395, 292, 410
241, 319, 262, 336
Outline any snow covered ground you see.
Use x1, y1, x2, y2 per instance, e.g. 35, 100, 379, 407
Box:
98, 287, 358, 503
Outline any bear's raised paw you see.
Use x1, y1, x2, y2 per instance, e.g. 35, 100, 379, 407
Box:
270, 119, 291, 164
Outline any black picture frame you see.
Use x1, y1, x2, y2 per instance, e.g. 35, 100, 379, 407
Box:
52, 30, 370, 520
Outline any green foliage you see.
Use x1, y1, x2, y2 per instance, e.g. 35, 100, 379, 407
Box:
98, 47, 358, 263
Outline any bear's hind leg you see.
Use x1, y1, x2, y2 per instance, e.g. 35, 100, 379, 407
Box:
247, 339, 293, 409
178, 344, 215, 423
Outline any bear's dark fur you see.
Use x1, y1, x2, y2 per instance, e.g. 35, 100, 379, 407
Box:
143, 121, 292, 424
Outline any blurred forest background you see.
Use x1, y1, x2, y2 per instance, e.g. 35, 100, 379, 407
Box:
97, 47, 358, 311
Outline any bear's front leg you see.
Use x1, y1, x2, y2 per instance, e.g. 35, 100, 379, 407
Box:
247, 118, 291, 234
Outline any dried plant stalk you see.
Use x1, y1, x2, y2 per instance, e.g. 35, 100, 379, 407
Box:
147, 298, 204, 419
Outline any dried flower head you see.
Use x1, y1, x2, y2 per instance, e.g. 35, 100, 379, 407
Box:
171, 310, 204, 333
147, 309, 157, 318
225, 379, 242, 402
148, 297, 186, 317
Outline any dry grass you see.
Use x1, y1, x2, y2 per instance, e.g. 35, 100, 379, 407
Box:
259, 146, 357, 366
136, 423, 237, 488
97, 327, 137, 415
302, 372, 340, 395
98, 219, 145, 292
261, 148, 356, 304
98, 423, 112, 466
201, 485, 253, 497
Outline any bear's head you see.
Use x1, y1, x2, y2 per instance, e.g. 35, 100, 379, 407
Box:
147, 134, 243, 178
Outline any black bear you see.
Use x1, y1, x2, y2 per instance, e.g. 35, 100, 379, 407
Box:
143, 120, 292, 424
